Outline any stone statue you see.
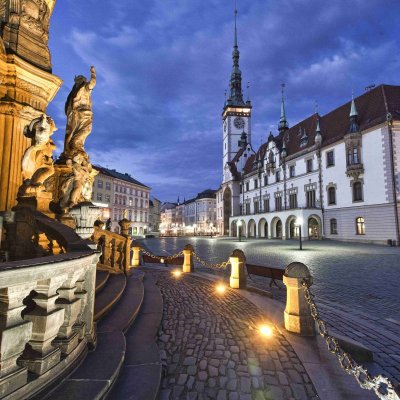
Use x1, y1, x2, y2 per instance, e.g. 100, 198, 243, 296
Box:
62, 66, 96, 159
59, 152, 96, 212
19, 114, 56, 196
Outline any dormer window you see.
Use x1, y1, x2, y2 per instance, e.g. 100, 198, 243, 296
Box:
300, 127, 308, 147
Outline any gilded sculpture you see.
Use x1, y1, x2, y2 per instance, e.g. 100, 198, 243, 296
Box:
19, 114, 56, 196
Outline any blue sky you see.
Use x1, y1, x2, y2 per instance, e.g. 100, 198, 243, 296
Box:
47, 0, 400, 201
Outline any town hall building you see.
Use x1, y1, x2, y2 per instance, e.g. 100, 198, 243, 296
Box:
216, 9, 400, 245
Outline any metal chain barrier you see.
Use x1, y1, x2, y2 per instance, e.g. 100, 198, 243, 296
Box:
302, 280, 400, 400
141, 248, 183, 263
192, 251, 230, 270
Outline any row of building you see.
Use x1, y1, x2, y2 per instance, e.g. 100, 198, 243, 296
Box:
91, 165, 161, 235
160, 190, 217, 235
216, 10, 400, 245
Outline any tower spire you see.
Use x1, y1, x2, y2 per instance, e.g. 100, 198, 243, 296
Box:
278, 83, 289, 133
226, 1, 245, 106
349, 90, 359, 133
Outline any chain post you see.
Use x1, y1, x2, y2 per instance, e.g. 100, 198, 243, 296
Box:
132, 243, 141, 267
302, 279, 400, 400
229, 249, 246, 289
183, 244, 194, 273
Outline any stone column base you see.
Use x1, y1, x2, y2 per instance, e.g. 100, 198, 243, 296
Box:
0, 367, 28, 398
53, 332, 79, 355
19, 347, 60, 375
72, 322, 86, 340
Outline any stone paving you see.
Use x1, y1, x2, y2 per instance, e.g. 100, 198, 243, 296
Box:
154, 270, 318, 400
142, 237, 400, 386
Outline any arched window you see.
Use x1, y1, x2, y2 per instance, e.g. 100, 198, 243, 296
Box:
353, 181, 363, 202
330, 219, 337, 234
356, 217, 365, 235
328, 187, 336, 205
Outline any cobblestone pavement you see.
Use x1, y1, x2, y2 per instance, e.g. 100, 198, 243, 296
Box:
154, 270, 318, 400
142, 237, 400, 386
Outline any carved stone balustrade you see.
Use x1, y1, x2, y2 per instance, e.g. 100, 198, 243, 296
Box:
0, 207, 99, 399
92, 225, 132, 274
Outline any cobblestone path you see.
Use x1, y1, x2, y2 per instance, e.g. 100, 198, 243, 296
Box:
155, 271, 318, 400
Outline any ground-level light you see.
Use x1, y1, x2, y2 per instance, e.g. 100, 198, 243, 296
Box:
172, 269, 182, 278
259, 324, 274, 338
216, 283, 227, 294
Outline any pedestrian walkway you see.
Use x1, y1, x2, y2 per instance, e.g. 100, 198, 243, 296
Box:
154, 270, 318, 400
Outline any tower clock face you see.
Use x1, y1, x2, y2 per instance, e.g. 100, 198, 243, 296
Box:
234, 116, 245, 129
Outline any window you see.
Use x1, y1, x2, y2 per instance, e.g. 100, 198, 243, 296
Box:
353, 181, 363, 202
240, 184, 242, 194
264, 198, 270, 212
289, 193, 297, 209
347, 147, 361, 165
306, 189, 316, 208
306, 159, 313, 173
264, 175, 268, 186
326, 151, 335, 167
105, 194, 111, 202
275, 196, 282, 211
245, 203, 250, 214
129, 197, 133, 206
245, 182, 249, 192
328, 187, 336, 205
254, 179, 258, 189
97, 180, 103, 188
275, 171, 280, 182
106, 182, 111, 190
330, 219, 337, 234
254, 201, 259, 213
289, 165, 295, 178
356, 217, 365, 235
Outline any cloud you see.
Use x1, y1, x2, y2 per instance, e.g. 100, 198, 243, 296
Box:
48, 0, 400, 201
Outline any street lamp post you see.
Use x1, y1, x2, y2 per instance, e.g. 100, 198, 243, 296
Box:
210, 222, 214, 238
238, 220, 243, 242
193, 223, 197, 236
296, 217, 303, 250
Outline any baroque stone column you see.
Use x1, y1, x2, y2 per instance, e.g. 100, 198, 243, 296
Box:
0, 0, 62, 211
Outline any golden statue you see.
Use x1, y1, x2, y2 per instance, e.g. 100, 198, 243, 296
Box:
19, 114, 57, 196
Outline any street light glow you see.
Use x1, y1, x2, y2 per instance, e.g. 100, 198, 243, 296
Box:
259, 324, 274, 338
172, 269, 182, 278
296, 217, 304, 226
216, 283, 227, 294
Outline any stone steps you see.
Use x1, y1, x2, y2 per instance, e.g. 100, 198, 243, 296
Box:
98, 271, 145, 334
107, 272, 163, 400
95, 270, 110, 293
94, 274, 126, 321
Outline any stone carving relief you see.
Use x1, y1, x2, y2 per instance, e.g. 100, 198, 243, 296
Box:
19, 113, 56, 196
20, 0, 50, 40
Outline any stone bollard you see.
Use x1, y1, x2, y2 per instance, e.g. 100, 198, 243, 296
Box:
283, 262, 315, 336
132, 244, 141, 267
229, 249, 246, 289
182, 244, 194, 273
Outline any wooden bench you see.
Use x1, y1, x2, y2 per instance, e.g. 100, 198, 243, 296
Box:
245, 263, 285, 289
142, 254, 184, 266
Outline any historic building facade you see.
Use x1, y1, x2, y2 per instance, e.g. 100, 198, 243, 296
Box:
160, 190, 217, 235
92, 166, 151, 235
217, 12, 400, 245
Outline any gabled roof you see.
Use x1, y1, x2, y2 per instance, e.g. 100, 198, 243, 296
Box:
94, 165, 150, 189
237, 84, 400, 175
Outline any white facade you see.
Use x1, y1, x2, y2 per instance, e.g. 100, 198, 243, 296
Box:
220, 92, 400, 245
160, 190, 217, 235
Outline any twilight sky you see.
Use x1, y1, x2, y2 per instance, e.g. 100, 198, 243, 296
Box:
47, 0, 400, 202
